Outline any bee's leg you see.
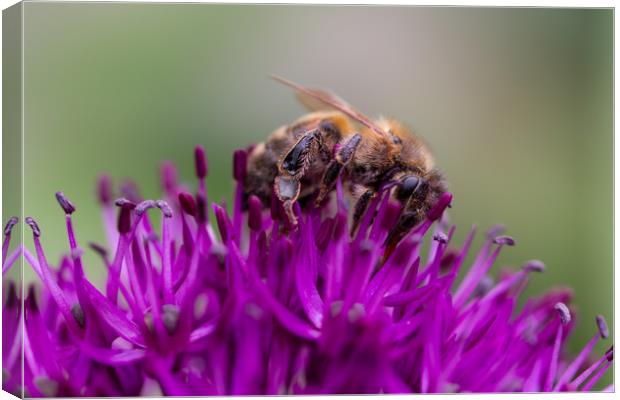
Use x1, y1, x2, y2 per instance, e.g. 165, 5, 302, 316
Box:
315, 133, 362, 206
382, 209, 425, 262
350, 188, 378, 237
382, 175, 429, 261
274, 175, 301, 224
274, 129, 322, 224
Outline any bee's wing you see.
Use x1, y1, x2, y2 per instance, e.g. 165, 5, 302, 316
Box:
271, 75, 389, 139
293, 88, 338, 113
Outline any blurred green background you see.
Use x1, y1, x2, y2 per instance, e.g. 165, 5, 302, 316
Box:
16, 3, 612, 386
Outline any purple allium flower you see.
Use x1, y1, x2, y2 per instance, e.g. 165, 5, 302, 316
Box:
2, 147, 613, 396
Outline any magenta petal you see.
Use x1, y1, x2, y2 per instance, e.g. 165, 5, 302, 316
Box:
253, 279, 320, 341
78, 342, 146, 366
14, 147, 611, 396
81, 280, 145, 347
295, 215, 324, 328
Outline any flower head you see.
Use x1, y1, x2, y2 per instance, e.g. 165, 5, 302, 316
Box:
3, 146, 612, 396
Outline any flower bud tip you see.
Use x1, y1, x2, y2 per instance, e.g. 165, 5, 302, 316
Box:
554, 302, 571, 325
3, 217, 18, 236
114, 198, 136, 209
493, 235, 516, 246
233, 149, 248, 181
523, 260, 545, 273
248, 195, 263, 231
25, 217, 40, 237
194, 146, 208, 179
135, 200, 156, 217
178, 193, 197, 217
433, 232, 449, 244
596, 315, 609, 339
117, 207, 132, 234
55, 191, 76, 215
97, 174, 113, 205
155, 200, 173, 218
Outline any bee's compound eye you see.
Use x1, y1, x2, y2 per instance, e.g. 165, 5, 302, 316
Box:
401, 176, 422, 197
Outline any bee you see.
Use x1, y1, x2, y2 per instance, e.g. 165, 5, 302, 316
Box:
244, 76, 447, 257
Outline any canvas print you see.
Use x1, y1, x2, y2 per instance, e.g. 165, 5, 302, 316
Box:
2, 3, 613, 397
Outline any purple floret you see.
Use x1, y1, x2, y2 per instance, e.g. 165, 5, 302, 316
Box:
2, 146, 613, 396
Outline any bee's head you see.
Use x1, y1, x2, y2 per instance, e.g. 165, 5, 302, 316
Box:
400, 175, 423, 196
394, 174, 425, 202
394, 169, 446, 205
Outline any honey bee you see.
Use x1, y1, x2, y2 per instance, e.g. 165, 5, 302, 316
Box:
244, 76, 447, 257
